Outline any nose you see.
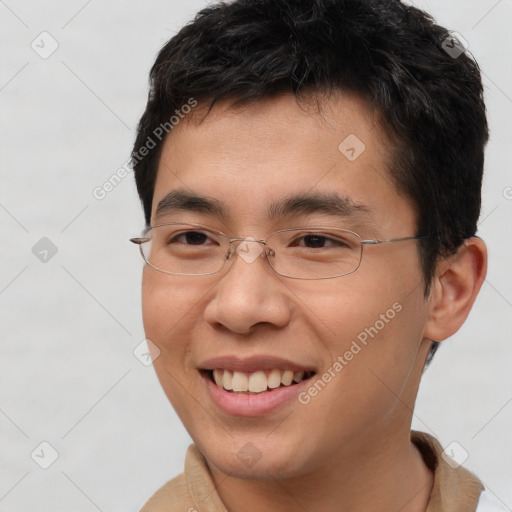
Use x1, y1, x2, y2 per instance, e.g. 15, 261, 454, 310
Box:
203, 238, 291, 335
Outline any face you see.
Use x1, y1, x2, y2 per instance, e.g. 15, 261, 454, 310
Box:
141, 93, 433, 480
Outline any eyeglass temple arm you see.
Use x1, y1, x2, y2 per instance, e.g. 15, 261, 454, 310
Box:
361, 235, 428, 245
130, 237, 150, 245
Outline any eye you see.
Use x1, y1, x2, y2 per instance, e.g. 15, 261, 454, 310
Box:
169, 230, 216, 246
292, 233, 350, 249
300, 234, 330, 248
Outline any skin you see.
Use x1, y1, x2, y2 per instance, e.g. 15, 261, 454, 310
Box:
141, 92, 487, 512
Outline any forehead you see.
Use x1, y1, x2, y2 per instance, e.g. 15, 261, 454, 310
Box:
152, 92, 416, 235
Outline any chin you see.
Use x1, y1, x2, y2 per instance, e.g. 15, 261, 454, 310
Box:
193, 432, 312, 481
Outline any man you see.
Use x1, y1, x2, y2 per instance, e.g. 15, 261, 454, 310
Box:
130, 1, 501, 510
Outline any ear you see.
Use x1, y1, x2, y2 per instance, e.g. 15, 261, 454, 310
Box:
423, 237, 487, 342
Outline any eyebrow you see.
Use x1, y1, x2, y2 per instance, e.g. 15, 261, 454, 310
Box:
155, 189, 228, 219
267, 192, 373, 221
154, 188, 373, 225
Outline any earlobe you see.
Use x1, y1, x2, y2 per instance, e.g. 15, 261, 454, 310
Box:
423, 237, 487, 343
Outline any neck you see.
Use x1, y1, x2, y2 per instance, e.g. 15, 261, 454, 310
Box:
209, 426, 434, 512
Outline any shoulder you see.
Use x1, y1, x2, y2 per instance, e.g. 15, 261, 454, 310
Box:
475, 490, 509, 512
140, 472, 192, 512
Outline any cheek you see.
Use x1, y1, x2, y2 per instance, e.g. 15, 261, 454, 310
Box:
289, 263, 419, 353
141, 269, 206, 417
141, 269, 206, 373
291, 254, 427, 409
293, 294, 426, 449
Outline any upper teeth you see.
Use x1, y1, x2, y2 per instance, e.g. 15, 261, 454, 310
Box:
212, 369, 306, 393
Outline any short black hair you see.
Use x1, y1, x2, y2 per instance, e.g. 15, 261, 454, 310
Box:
132, 0, 488, 364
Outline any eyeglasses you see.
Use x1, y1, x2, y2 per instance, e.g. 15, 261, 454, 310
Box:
130, 222, 427, 280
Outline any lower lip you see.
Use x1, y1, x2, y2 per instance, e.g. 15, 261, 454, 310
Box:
202, 372, 311, 417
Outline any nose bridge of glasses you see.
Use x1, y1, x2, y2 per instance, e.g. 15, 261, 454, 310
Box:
227, 236, 272, 265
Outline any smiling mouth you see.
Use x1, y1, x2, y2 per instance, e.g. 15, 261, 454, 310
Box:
203, 368, 316, 394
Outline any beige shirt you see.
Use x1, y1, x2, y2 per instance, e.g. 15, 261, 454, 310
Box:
141, 430, 484, 512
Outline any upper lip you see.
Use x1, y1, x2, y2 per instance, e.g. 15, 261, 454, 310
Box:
199, 355, 316, 373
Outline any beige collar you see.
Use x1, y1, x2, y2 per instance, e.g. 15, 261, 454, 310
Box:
411, 431, 483, 512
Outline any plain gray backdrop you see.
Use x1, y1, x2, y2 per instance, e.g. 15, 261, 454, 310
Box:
1, 1, 511, 510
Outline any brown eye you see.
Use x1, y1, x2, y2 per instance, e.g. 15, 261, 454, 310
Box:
176, 231, 209, 245
302, 235, 328, 248
292, 233, 350, 249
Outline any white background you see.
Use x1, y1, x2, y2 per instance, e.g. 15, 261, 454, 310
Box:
1, 1, 511, 510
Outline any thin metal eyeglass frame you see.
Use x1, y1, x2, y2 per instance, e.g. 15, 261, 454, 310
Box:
130, 222, 429, 280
